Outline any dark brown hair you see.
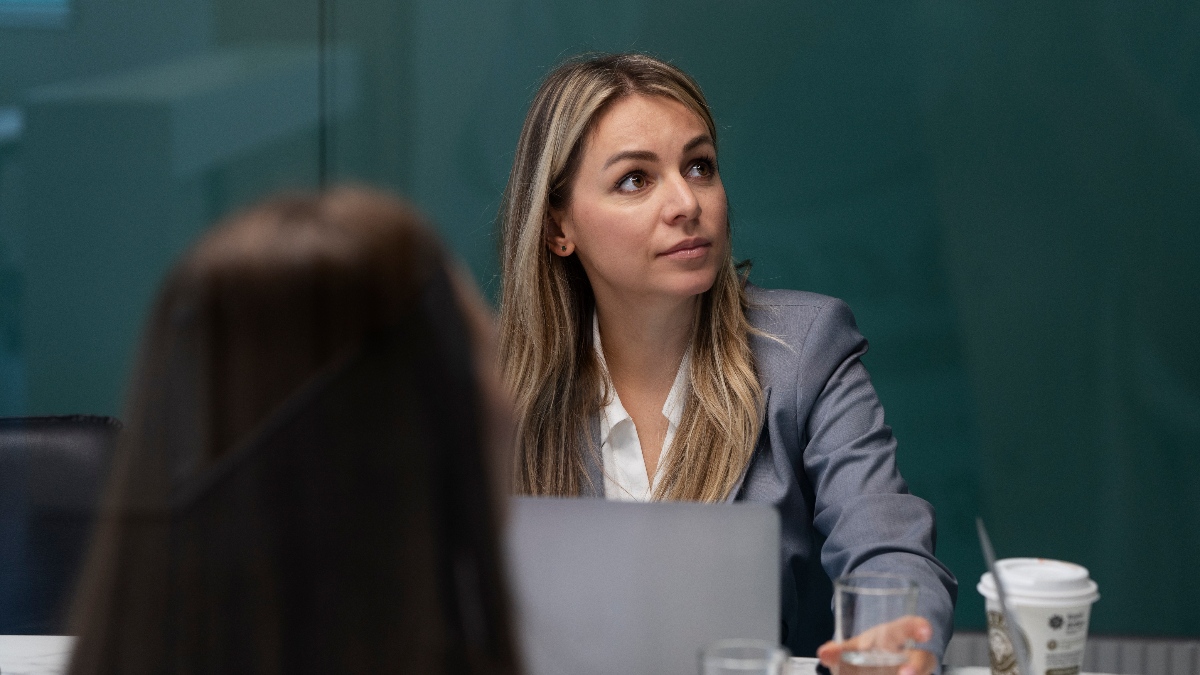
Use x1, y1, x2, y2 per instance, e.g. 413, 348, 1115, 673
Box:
68, 187, 519, 675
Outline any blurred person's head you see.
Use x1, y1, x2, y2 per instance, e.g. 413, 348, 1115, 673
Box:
68, 187, 518, 675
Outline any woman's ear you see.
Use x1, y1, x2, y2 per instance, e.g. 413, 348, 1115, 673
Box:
544, 211, 575, 257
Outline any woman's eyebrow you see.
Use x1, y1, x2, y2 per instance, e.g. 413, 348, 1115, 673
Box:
601, 134, 714, 170
682, 134, 714, 153
603, 149, 657, 170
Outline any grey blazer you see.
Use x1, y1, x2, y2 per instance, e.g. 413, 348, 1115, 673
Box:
584, 287, 958, 659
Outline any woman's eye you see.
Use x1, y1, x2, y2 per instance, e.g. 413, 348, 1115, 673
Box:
686, 159, 715, 178
617, 173, 647, 191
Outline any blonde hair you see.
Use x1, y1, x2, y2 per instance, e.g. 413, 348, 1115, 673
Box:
498, 53, 762, 502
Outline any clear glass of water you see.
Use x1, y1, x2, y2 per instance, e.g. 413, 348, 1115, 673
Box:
834, 573, 919, 675
700, 639, 789, 675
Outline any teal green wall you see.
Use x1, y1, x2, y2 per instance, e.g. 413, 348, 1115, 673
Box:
1, 0, 1197, 638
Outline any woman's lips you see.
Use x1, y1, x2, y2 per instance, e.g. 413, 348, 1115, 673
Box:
659, 238, 712, 259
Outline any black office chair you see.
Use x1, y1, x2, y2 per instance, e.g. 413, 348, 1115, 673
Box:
0, 415, 119, 634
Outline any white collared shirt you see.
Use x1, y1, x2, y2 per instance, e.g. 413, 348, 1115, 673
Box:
593, 313, 691, 501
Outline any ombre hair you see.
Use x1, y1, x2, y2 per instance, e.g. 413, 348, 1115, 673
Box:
498, 53, 762, 502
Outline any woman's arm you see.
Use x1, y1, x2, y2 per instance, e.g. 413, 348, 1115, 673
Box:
794, 298, 958, 669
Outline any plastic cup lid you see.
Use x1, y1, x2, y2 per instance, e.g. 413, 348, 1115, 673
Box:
977, 558, 1099, 606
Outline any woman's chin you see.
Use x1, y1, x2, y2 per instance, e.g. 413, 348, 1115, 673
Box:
656, 271, 718, 300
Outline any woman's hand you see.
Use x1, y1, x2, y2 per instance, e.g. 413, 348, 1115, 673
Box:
816, 615, 937, 675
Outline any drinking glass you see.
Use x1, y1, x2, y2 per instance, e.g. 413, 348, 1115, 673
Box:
700, 639, 788, 675
834, 573, 919, 675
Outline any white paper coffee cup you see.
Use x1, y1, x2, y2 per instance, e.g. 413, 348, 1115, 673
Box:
977, 558, 1099, 675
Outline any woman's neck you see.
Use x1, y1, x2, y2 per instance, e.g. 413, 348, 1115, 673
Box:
594, 291, 696, 391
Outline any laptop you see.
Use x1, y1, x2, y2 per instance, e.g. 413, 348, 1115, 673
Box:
504, 496, 780, 675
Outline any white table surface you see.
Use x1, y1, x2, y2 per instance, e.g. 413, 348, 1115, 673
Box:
0, 639, 807, 675
789, 657, 820, 674
0, 635, 74, 675
0, 640, 1120, 675
945, 669, 1118, 675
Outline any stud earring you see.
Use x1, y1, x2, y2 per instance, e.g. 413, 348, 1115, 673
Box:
561, 245, 567, 252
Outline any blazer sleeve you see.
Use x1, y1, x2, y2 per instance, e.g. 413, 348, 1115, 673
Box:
795, 297, 958, 662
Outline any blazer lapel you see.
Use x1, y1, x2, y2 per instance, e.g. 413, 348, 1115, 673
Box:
725, 386, 771, 503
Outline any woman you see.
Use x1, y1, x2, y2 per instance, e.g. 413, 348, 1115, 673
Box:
497, 53, 957, 672
68, 188, 519, 675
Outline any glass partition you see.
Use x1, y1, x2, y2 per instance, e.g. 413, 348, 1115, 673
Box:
1, 0, 1197, 639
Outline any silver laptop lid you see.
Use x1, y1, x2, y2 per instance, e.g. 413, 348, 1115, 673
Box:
504, 496, 780, 675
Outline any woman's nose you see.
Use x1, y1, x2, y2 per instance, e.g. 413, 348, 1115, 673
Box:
663, 174, 701, 225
